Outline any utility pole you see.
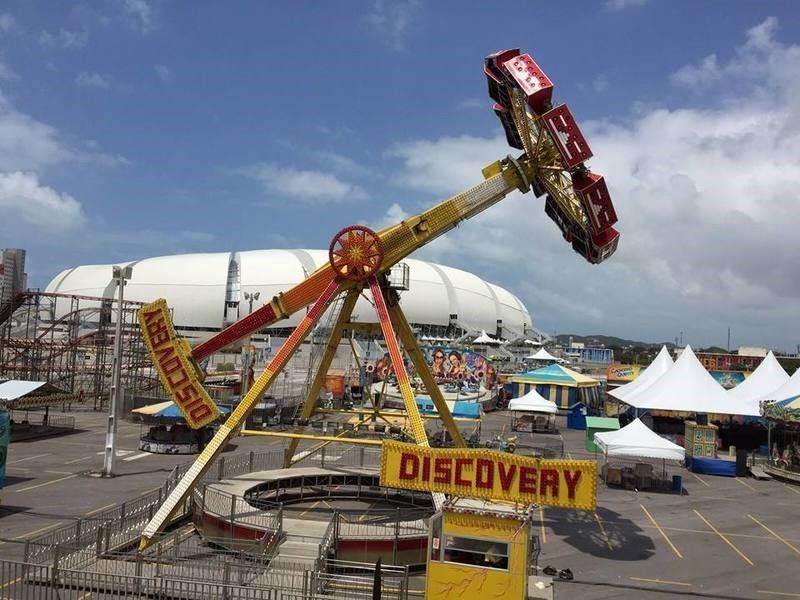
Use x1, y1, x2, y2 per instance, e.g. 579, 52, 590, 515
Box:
101, 265, 132, 477
239, 291, 260, 403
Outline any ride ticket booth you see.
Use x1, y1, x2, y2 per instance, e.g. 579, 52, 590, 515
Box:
379, 440, 597, 600
427, 498, 534, 600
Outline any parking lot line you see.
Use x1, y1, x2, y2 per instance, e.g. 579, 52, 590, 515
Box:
539, 507, 547, 544
640, 504, 682, 559
779, 482, 800, 496
758, 591, 800, 598
693, 509, 753, 566
747, 514, 800, 556
86, 502, 117, 516
0, 521, 65, 545
594, 511, 613, 551
736, 478, 757, 492
629, 576, 691, 587
7, 453, 50, 464
64, 456, 93, 464
688, 471, 710, 487
14, 473, 79, 492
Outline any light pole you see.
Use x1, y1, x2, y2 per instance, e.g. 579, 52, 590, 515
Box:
240, 291, 260, 402
101, 265, 132, 477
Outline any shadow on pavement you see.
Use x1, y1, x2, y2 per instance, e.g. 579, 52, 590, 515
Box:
547, 505, 655, 561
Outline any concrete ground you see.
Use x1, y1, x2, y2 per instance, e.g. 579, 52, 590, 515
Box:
1, 408, 799, 599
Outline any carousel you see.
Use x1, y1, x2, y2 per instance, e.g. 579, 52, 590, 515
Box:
132, 401, 230, 454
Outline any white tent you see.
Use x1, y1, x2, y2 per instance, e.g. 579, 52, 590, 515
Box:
523, 339, 543, 346
621, 345, 759, 416
508, 388, 558, 414
594, 418, 685, 461
727, 351, 789, 415
757, 365, 800, 404
524, 348, 560, 362
608, 346, 673, 401
472, 330, 499, 345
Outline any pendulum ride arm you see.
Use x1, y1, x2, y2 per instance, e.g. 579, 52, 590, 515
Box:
386, 301, 465, 448
367, 275, 445, 510
283, 287, 361, 466
138, 276, 343, 550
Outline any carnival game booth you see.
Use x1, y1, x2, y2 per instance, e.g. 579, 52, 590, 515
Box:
508, 364, 600, 416
617, 346, 759, 476
133, 401, 230, 454
595, 418, 685, 492
508, 388, 558, 433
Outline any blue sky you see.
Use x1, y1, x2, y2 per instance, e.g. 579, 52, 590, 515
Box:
1, 1, 800, 350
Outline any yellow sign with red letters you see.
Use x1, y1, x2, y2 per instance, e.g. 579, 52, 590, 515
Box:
138, 299, 221, 429
380, 440, 596, 510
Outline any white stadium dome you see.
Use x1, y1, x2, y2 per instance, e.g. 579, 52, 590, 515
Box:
46, 250, 533, 335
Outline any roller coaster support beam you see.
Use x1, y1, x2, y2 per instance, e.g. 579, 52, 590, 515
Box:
387, 300, 466, 448
284, 288, 361, 467
138, 275, 342, 550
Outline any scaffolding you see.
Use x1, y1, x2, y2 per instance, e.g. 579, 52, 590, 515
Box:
0, 291, 165, 410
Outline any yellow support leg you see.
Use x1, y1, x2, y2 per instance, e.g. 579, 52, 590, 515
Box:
138, 276, 343, 550
284, 289, 361, 466
388, 302, 465, 448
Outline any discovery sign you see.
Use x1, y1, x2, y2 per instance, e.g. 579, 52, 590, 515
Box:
138, 299, 221, 429
380, 440, 596, 510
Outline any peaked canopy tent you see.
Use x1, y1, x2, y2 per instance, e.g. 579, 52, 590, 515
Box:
472, 330, 500, 345
508, 388, 558, 414
595, 418, 685, 491
619, 346, 759, 417
132, 401, 231, 421
509, 364, 600, 410
727, 351, 789, 416
523, 348, 561, 362
508, 387, 558, 433
758, 366, 800, 408
0, 380, 74, 410
608, 346, 673, 402
594, 418, 685, 461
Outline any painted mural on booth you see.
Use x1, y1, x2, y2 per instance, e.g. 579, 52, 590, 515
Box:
370, 347, 497, 391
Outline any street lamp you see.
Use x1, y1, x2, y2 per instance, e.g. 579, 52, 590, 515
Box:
240, 291, 260, 402
101, 265, 133, 477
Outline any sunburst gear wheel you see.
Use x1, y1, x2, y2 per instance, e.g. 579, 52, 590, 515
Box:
329, 225, 385, 281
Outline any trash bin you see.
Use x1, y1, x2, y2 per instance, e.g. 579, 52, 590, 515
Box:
672, 475, 682, 492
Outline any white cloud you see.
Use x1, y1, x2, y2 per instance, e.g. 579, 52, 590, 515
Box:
0, 13, 18, 35
74, 71, 130, 93
120, 0, 155, 35
240, 162, 368, 203
362, 0, 421, 51
0, 91, 128, 172
0, 171, 85, 233
154, 64, 172, 84
604, 0, 649, 10
457, 98, 484, 110
0, 57, 16, 80
382, 18, 800, 349
38, 28, 89, 49
0, 94, 69, 171
592, 74, 610, 93
75, 71, 112, 90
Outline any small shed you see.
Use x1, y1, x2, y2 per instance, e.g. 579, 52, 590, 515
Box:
585, 416, 620, 452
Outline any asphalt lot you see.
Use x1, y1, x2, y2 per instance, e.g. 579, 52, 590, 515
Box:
1, 408, 799, 599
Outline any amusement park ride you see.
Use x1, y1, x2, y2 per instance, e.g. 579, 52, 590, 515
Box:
137, 48, 617, 597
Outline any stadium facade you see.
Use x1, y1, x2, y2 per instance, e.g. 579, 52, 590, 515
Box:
46, 250, 534, 340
